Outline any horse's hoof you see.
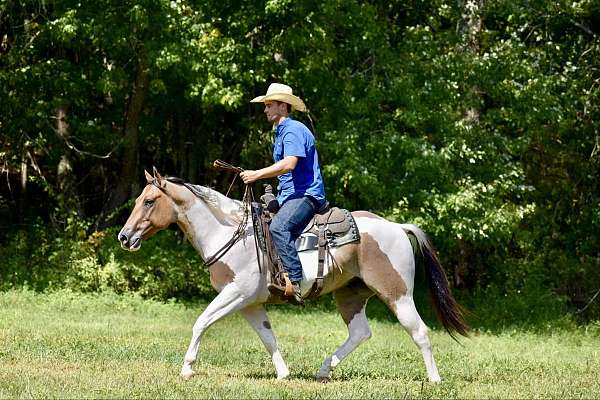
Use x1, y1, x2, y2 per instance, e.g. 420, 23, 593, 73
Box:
180, 369, 196, 380
316, 375, 331, 383
276, 371, 290, 380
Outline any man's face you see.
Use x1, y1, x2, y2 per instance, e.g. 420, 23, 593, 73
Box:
264, 101, 287, 123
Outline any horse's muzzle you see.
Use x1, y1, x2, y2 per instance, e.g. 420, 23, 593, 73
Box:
118, 229, 142, 251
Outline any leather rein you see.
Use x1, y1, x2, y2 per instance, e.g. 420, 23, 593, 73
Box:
149, 160, 255, 268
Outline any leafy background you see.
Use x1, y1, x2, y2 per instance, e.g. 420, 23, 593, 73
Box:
1, 0, 599, 326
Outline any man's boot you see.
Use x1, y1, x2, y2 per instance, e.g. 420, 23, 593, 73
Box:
267, 271, 304, 305
288, 281, 304, 306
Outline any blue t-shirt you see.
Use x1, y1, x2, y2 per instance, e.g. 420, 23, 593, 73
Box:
272, 117, 326, 206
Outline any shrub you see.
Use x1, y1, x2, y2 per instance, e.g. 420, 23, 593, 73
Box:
0, 224, 213, 301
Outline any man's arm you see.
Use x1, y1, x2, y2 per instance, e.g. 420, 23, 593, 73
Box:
240, 156, 298, 184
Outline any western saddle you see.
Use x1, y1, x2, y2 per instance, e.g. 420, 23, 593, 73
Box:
251, 185, 360, 301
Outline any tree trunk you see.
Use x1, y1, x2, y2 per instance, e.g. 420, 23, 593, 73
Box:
456, 0, 484, 54
17, 150, 27, 224
456, 0, 484, 126
55, 105, 83, 218
454, 0, 484, 287
100, 46, 150, 228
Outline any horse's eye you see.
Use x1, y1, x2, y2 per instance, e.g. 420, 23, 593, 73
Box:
144, 199, 155, 208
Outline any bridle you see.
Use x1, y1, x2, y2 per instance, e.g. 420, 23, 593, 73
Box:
148, 160, 258, 268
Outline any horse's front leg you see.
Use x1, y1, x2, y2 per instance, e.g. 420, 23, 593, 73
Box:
181, 283, 249, 379
240, 304, 290, 379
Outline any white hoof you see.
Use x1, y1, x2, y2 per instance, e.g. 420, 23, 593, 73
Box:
180, 368, 196, 380
276, 371, 290, 380
429, 376, 442, 384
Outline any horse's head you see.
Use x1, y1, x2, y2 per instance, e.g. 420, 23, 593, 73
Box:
118, 168, 178, 251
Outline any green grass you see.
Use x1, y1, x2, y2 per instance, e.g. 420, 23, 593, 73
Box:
1, 289, 599, 399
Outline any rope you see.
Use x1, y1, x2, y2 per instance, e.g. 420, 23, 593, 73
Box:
158, 160, 264, 271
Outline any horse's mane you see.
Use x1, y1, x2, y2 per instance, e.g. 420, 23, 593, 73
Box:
165, 177, 245, 225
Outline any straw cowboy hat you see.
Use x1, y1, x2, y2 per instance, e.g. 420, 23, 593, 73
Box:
250, 83, 307, 112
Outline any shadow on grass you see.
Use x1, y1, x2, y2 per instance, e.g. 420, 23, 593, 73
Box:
236, 368, 428, 383
230, 371, 327, 382
264, 277, 578, 335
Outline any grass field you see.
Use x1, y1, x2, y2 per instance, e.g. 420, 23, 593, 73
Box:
1, 289, 599, 399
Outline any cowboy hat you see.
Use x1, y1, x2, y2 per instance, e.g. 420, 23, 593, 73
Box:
250, 83, 307, 112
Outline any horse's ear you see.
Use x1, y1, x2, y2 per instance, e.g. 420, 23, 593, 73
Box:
152, 166, 166, 187
144, 170, 153, 183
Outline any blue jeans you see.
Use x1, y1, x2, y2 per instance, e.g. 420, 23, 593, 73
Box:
269, 196, 316, 282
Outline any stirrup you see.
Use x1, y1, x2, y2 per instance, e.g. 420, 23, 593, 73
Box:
268, 272, 293, 296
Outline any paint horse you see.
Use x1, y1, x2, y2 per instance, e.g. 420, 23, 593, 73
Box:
118, 170, 468, 382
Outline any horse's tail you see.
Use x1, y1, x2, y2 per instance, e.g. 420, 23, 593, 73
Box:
400, 224, 469, 339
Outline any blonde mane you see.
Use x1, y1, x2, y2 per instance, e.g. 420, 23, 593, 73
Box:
161, 176, 246, 226
190, 184, 246, 225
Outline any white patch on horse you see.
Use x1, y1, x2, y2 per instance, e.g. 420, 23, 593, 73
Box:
393, 295, 441, 383
240, 305, 290, 380
330, 355, 340, 368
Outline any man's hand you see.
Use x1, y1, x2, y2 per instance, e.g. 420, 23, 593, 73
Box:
240, 170, 260, 184
239, 157, 298, 184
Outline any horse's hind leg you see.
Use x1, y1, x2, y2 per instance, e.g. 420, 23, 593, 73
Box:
316, 279, 374, 381
358, 231, 441, 382
240, 305, 290, 380
392, 296, 441, 382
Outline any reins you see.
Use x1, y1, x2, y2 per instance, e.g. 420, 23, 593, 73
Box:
153, 161, 257, 268
203, 183, 253, 267
211, 159, 263, 272
213, 159, 245, 197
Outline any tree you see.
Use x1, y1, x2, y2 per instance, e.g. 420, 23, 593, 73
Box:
1, 0, 599, 316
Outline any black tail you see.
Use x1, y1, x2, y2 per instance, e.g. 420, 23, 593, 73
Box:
402, 224, 469, 340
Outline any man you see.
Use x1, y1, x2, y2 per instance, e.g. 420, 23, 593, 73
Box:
240, 83, 326, 304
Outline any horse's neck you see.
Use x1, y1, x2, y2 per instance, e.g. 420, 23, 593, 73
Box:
175, 191, 239, 261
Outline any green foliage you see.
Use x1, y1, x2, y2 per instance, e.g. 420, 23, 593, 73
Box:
1, 0, 599, 320
462, 284, 573, 331
0, 223, 212, 300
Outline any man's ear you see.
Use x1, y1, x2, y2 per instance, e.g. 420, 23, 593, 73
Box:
145, 170, 153, 183
152, 166, 166, 188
